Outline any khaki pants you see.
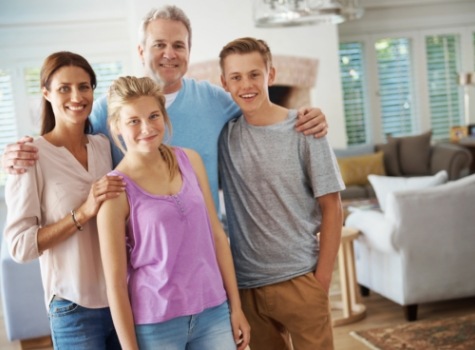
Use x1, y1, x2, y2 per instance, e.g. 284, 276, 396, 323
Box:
240, 273, 334, 350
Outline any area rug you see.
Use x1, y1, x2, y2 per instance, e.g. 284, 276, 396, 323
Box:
351, 313, 475, 350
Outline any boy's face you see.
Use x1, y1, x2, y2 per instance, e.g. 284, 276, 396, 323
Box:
221, 51, 275, 116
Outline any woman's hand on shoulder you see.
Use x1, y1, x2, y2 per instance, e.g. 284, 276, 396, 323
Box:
78, 174, 126, 221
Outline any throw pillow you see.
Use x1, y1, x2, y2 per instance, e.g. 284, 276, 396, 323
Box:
337, 151, 386, 187
388, 130, 432, 176
375, 138, 401, 176
368, 170, 448, 212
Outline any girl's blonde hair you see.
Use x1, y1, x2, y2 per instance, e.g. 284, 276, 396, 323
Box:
107, 76, 178, 178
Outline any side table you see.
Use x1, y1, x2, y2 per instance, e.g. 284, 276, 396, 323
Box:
332, 226, 367, 327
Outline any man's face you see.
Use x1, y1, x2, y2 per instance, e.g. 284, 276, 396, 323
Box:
138, 19, 190, 94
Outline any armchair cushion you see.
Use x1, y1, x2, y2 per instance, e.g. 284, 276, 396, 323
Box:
368, 170, 448, 212
375, 138, 401, 176
337, 151, 386, 186
388, 130, 432, 176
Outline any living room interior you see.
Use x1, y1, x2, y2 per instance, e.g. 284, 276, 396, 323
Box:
1, 0, 475, 349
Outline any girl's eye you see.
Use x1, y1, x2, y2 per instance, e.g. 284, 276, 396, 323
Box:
127, 119, 139, 125
59, 86, 70, 93
150, 114, 160, 120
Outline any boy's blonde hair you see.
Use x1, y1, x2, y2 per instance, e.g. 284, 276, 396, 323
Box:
107, 76, 178, 178
219, 37, 273, 73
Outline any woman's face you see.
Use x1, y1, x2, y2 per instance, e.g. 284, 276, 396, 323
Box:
42, 65, 94, 128
116, 96, 166, 154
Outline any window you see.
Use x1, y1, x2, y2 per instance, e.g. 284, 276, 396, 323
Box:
339, 42, 368, 145
339, 27, 474, 146
425, 34, 462, 141
92, 61, 123, 98
0, 70, 17, 187
375, 37, 415, 138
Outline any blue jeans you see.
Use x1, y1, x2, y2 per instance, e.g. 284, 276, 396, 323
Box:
135, 301, 235, 350
48, 298, 120, 350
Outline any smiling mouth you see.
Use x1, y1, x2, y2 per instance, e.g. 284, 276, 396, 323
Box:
160, 63, 178, 68
240, 93, 257, 99
68, 105, 86, 111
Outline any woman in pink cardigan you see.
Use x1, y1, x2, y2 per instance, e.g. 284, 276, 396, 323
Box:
4, 51, 124, 349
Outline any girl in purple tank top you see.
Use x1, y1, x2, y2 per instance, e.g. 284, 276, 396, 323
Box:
96, 76, 250, 350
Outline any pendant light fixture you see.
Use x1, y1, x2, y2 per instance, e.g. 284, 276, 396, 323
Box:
253, 0, 364, 28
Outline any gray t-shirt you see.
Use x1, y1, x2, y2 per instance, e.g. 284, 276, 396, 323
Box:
218, 110, 345, 289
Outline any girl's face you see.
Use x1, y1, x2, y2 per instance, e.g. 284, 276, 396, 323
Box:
116, 95, 166, 153
42, 66, 93, 128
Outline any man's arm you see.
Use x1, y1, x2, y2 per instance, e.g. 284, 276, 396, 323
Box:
1, 136, 38, 174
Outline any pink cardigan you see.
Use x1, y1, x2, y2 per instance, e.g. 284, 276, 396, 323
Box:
4, 134, 112, 309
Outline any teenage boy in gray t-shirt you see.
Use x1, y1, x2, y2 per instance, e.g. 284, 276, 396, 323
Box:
218, 37, 345, 350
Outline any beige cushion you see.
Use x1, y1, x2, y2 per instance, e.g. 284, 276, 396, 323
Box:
337, 151, 386, 186
368, 170, 448, 212
388, 130, 432, 176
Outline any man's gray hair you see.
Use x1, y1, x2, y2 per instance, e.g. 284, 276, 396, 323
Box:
139, 5, 192, 49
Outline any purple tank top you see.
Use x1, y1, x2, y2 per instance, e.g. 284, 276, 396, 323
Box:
110, 147, 227, 324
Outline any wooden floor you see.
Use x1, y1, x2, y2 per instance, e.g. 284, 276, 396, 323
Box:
1, 291, 475, 350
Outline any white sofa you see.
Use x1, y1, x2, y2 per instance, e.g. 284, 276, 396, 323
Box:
346, 174, 475, 321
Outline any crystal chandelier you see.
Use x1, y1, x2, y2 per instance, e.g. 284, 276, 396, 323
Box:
253, 0, 364, 28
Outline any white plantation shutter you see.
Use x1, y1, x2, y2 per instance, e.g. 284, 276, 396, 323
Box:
375, 37, 415, 138
92, 61, 123, 98
0, 70, 17, 187
426, 34, 462, 141
339, 41, 368, 145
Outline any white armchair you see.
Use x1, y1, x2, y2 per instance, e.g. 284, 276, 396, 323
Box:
346, 174, 475, 321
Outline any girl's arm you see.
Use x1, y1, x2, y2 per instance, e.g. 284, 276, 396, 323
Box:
184, 148, 250, 350
97, 192, 139, 350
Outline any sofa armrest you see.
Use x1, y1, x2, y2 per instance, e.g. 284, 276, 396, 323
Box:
430, 143, 472, 180
345, 210, 397, 253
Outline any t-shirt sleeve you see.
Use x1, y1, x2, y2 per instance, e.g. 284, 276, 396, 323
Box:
305, 136, 345, 198
4, 164, 43, 262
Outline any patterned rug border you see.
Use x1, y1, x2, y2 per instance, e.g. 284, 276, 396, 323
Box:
350, 331, 381, 350
350, 313, 475, 350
